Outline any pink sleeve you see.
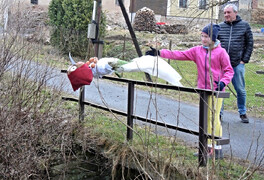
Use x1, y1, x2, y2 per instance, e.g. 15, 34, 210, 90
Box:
220, 51, 234, 86
160, 47, 197, 62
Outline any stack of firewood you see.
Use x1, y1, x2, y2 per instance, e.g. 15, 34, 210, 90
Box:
133, 7, 156, 32
164, 24, 188, 34
153, 24, 188, 34
133, 7, 188, 34
252, 9, 264, 24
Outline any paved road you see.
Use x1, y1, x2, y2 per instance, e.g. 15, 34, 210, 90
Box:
52, 68, 264, 166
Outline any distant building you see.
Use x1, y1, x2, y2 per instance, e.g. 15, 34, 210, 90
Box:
28, 0, 51, 6
219, 0, 264, 22
129, 0, 218, 22
5, 0, 52, 7
129, 0, 264, 23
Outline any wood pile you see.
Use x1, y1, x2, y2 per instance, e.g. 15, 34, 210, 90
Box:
163, 24, 188, 34
133, 7, 188, 34
252, 9, 264, 24
133, 7, 156, 32
155, 24, 188, 34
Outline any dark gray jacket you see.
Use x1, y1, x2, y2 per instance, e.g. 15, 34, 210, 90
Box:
217, 15, 254, 67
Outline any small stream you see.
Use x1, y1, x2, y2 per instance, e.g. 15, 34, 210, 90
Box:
49, 151, 145, 180
49, 150, 185, 179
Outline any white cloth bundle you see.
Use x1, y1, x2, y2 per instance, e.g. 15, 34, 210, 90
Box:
95, 56, 182, 86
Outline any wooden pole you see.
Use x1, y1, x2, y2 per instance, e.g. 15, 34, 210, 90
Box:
127, 82, 135, 140
199, 92, 208, 166
117, 0, 152, 82
79, 86, 85, 122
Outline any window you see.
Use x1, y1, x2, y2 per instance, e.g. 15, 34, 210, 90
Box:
31, 0, 38, 5
199, 0, 207, 9
179, 0, 187, 8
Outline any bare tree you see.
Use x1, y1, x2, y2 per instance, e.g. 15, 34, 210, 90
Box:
0, 1, 79, 179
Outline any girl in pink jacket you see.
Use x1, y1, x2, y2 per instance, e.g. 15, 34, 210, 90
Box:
146, 24, 234, 159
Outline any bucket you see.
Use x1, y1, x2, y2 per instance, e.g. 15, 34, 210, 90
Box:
261, 28, 264, 33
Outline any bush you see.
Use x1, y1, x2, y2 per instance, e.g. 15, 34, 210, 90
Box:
48, 0, 106, 58
0, 4, 80, 178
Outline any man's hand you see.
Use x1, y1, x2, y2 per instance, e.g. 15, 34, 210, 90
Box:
240, 61, 245, 64
215, 81, 226, 91
145, 47, 160, 56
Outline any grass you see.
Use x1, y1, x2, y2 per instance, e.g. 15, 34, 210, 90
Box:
119, 54, 264, 118
251, 23, 264, 29
33, 28, 262, 119
69, 102, 264, 179
225, 63, 264, 117
21, 26, 263, 178
102, 29, 264, 119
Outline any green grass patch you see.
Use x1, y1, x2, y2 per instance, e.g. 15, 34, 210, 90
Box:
251, 23, 264, 29
223, 63, 264, 117
79, 107, 264, 179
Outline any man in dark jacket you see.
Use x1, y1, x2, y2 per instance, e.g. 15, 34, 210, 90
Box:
218, 4, 254, 123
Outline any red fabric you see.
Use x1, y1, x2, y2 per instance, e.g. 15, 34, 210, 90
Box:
156, 22, 165, 25
67, 64, 93, 91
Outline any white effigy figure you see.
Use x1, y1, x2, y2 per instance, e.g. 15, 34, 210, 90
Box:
67, 53, 183, 91
116, 55, 182, 86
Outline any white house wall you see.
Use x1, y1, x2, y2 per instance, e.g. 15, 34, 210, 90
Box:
239, 0, 252, 9
259, 0, 264, 8
167, 0, 219, 20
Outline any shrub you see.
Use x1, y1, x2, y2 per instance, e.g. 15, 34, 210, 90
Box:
48, 0, 106, 58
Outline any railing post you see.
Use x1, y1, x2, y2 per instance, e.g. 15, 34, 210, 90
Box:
127, 82, 134, 141
79, 86, 85, 122
198, 91, 209, 166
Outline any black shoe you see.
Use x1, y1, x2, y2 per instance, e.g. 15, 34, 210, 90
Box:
220, 115, 223, 123
240, 114, 249, 123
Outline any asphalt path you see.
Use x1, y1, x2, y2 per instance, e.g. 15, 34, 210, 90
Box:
45, 65, 264, 167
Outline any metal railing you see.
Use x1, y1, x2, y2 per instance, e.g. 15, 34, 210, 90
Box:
61, 70, 230, 166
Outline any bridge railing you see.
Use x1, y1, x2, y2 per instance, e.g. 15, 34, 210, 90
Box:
61, 71, 230, 166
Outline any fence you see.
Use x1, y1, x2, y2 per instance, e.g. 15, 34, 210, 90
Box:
61, 70, 230, 167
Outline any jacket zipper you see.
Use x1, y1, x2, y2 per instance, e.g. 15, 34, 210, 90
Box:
227, 23, 233, 53
205, 50, 208, 89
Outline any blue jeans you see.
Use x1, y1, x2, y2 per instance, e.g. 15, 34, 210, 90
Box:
220, 63, 247, 116
232, 64, 247, 115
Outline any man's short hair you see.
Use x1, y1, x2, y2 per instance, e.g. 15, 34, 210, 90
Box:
224, 4, 238, 13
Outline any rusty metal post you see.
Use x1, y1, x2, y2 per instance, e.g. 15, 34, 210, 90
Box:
166, 40, 172, 86
79, 86, 85, 122
198, 91, 208, 166
168, 40, 172, 65
127, 82, 135, 140
117, 0, 152, 82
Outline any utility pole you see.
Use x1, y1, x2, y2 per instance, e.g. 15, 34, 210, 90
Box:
88, 0, 103, 58
93, 0, 103, 58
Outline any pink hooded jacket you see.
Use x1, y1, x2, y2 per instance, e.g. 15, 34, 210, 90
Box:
160, 44, 234, 90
